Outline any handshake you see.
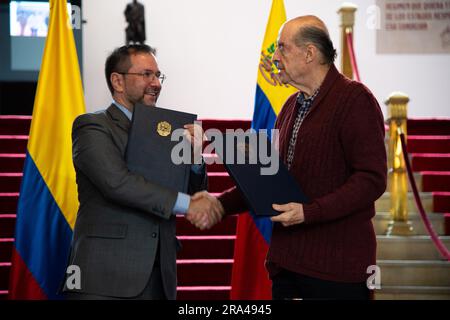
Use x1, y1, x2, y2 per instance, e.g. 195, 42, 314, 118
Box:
186, 191, 225, 230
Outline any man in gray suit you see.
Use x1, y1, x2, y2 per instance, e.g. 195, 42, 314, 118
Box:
63, 44, 224, 300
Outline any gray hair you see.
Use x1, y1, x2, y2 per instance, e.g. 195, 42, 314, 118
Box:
294, 26, 337, 65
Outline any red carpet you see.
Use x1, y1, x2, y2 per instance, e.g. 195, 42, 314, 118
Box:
445, 214, 450, 236
433, 192, 450, 213
421, 172, 450, 192
408, 118, 450, 135
0, 238, 14, 262
0, 116, 449, 300
407, 136, 450, 153
411, 154, 450, 172
0, 116, 250, 300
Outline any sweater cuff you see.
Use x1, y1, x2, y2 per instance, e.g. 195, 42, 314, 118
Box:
218, 187, 248, 216
303, 202, 322, 224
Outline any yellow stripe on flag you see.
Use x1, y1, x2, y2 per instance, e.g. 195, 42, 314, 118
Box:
28, 0, 85, 229
256, 0, 297, 116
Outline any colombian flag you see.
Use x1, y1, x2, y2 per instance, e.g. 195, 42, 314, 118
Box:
230, 0, 296, 300
8, 0, 85, 299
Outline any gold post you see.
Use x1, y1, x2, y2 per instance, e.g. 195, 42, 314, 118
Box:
338, 3, 358, 79
385, 92, 414, 235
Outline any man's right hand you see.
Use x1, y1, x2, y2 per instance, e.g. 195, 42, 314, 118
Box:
186, 191, 224, 230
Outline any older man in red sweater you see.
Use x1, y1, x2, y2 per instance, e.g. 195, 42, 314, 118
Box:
194, 15, 387, 299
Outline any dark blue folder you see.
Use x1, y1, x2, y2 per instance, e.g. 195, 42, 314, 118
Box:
125, 104, 197, 193
215, 131, 308, 216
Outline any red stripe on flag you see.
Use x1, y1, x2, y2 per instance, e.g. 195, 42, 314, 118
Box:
8, 248, 47, 300
230, 213, 272, 300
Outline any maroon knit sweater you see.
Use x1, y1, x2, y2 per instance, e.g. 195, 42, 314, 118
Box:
219, 65, 387, 283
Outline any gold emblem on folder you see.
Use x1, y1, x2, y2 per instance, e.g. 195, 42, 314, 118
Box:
157, 121, 172, 137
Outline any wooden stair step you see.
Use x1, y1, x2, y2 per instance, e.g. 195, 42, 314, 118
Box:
375, 192, 433, 213
377, 260, 450, 287
375, 285, 450, 300
386, 172, 421, 192
373, 212, 446, 236
376, 235, 450, 260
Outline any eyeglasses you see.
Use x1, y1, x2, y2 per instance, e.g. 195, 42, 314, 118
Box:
118, 71, 166, 84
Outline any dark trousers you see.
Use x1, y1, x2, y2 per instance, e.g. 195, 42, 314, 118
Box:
272, 269, 370, 300
64, 264, 166, 300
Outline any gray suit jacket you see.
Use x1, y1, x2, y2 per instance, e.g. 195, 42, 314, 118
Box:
63, 104, 207, 299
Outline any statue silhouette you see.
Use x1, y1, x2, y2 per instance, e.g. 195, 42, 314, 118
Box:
124, 0, 146, 44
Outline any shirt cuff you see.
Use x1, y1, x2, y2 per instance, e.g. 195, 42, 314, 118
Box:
173, 192, 190, 215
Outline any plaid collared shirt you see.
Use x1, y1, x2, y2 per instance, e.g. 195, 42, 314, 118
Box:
286, 89, 320, 169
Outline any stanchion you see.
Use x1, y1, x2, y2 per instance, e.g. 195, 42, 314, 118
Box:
338, 3, 357, 80
385, 92, 414, 235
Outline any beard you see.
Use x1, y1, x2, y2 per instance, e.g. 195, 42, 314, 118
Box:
128, 91, 159, 108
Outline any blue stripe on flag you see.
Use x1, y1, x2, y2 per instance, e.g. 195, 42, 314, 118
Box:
251, 212, 273, 244
249, 84, 276, 244
15, 152, 73, 299
252, 85, 277, 136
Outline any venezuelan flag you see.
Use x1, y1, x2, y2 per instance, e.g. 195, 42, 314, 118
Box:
230, 0, 296, 300
8, 0, 85, 299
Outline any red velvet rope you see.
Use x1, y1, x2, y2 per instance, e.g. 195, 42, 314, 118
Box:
345, 31, 361, 82
400, 132, 450, 260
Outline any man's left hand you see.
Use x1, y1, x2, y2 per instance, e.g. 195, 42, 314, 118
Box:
271, 203, 305, 227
